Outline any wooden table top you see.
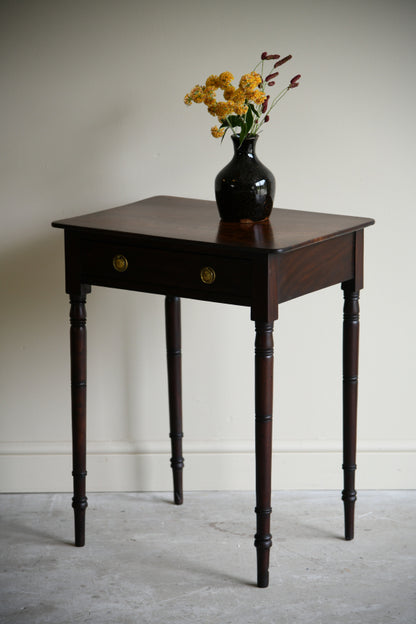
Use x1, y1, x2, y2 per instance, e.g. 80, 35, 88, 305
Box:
52, 195, 375, 254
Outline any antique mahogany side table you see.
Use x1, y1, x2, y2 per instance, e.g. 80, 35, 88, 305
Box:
52, 195, 374, 588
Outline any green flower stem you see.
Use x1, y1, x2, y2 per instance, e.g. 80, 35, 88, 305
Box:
252, 59, 265, 76
225, 117, 239, 138
268, 86, 290, 111
255, 86, 290, 133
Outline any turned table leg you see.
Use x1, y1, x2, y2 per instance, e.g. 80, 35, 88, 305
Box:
165, 296, 184, 505
342, 284, 360, 540
69, 293, 88, 546
254, 321, 274, 588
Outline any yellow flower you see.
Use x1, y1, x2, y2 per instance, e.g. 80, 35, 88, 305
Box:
252, 72, 262, 85
215, 101, 234, 121
218, 71, 234, 88
249, 89, 267, 105
231, 88, 246, 104
223, 86, 236, 101
207, 103, 218, 117
189, 85, 205, 103
211, 126, 225, 138
203, 86, 216, 105
206, 74, 220, 88
184, 93, 192, 106
239, 71, 262, 93
233, 103, 248, 115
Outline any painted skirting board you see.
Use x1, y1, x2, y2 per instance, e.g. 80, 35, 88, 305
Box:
0, 440, 414, 492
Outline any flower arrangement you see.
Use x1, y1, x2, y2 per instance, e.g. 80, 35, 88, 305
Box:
184, 51, 301, 144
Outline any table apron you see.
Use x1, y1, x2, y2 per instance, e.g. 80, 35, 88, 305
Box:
277, 233, 357, 303
64, 230, 360, 309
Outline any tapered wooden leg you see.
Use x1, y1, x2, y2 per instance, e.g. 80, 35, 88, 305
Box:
254, 321, 274, 588
342, 285, 360, 540
165, 296, 184, 505
69, 293, 88, 546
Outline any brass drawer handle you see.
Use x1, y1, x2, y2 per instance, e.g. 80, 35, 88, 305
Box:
200, 266, 216, 284
113, 254, 128, 272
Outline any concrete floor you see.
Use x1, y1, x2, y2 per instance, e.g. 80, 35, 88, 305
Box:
0, 491, 415, 624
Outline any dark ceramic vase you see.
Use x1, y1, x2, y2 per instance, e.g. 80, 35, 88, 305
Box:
215, 134, 276, 222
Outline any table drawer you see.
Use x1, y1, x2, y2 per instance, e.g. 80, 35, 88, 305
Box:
78, 238, 253, 303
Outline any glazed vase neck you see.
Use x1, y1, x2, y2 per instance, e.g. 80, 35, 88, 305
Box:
231, 134, 258, 158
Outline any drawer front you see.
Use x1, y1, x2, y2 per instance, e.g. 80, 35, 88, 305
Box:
78, 238, 253, 304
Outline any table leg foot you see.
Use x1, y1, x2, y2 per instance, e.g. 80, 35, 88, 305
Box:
165, 296, 184, 505
257, 568, 269, 589
170, 436, 184, 505
342, 484, 356, 541
255, 519, 272, 588
72, 493, 88, 546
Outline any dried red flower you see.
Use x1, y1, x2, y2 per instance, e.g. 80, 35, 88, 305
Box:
261, 51, 268, 59
274, 54, 292, 67
261, 95, 270, 113
267, 81, 275, 86
289, 74, 301, 88
265, 115, 270, 122
264, 54, 280, 60
265, 71, 279, 81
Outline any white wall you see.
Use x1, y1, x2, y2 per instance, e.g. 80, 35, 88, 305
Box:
1, 0, 415, 492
